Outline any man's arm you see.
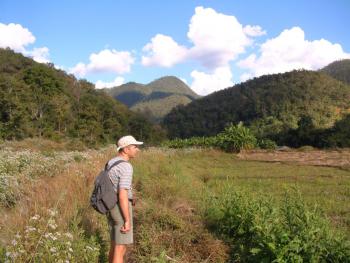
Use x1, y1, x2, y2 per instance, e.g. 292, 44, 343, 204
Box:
118, 189, 131, 233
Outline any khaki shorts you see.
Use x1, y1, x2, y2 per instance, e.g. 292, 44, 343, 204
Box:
107, 201, 133, 244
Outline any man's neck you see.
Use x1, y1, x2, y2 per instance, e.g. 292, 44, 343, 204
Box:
117, 152, 129, 161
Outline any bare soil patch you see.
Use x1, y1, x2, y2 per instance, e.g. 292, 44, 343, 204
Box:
237, 148, 350, 169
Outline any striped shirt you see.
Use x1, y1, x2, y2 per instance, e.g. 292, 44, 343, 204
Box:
107, 157, 133, 199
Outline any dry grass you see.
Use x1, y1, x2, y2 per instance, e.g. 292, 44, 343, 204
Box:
237, 148, 350, 168
0, 138, 87, 152
0, 145, 115, 246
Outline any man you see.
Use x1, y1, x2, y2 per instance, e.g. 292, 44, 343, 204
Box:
106, 135, 143, 263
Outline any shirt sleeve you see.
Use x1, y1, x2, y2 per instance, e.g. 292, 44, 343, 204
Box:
118, 162, 133, 190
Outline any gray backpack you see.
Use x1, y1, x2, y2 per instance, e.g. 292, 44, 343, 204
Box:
90, 160, 125, 214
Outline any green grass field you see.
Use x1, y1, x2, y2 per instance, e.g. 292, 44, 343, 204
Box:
134, 148, 350, 231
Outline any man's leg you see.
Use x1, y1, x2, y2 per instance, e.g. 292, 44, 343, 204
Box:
109, 240, 115, 263
110, 243, 126, 263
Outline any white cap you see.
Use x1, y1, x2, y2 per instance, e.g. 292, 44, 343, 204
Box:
117, 135, 143, 151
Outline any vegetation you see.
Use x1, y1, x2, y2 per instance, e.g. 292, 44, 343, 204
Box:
162, 70, 350, 148
0, 48, 164, 147
1, 139, 350, 262
205, 189, 350, 262
281, 113, 350, 148
132, 94, 192, 123
133, 148, 350, 262
4, 209, 100, 262
106, 76, 200, 122
163, 123, 276, 152
321, 59, 350, 85
0, 138, 92, 207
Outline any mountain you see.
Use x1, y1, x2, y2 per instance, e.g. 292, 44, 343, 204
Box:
162, 70, 350, 139
106, 76, 200, 122
0, 48, 163, 146
320, 59, 350, 85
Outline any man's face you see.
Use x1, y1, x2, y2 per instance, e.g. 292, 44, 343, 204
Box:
123, 144, 140, 158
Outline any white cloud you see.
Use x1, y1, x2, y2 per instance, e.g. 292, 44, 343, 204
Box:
186, 6, 252, 69
190, 66, 234, 96
70, 63, 87, 77
25, 47, 50, 63
0, 23, 51, 63
0, 23, 35, 52
243, 25, 266, 37
141, 34, 188, 67
95, 76, 125, 89
180, 77, 188, 85
54, 64, 65, 70
142, 7, 262, 70
70, 49, 134, 77
239, 73, 253, 83
238, 27, 350, 78
141, 6, 264, 95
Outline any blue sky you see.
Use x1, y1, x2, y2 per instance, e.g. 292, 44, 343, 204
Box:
1, 0, 349, 95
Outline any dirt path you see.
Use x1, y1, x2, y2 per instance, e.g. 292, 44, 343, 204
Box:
237, 148, 350, 168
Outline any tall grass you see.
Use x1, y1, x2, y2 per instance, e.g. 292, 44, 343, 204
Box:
0, 141, 116, 262
130, 147, 229, 262
0, 147, 90, 207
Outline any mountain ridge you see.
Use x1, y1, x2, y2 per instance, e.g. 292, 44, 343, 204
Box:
106, 76, 200, 122
162, 69, 350, 140
320, 59, 350, 85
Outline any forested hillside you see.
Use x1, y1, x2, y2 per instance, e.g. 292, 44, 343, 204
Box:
0, 48, 163, 146
107, 76, 200, 122
321, 59, 350, 85
163, 70, 350, 145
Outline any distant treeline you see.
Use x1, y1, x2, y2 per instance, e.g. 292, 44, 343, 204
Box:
0, 48, 165, 146
163, 70, 350, 148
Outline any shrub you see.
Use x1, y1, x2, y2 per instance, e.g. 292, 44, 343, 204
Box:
163, 123, 258, 153
216, 123, 257, 152
257, 138, 277, 149
204, 188, 350, 262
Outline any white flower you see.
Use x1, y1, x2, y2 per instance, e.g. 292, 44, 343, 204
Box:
64, 233, 73, 240
49, 223, 57, 230
11, 239, 17, 246
28, 227, 36, 232
30, 214, 40, 221
44, 233, 50, 238
48, 209, 58, 217
5, 252, 11, 257
50, 247, 57, 253
85, 246, 93, 250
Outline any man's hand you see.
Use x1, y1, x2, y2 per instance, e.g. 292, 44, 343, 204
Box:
120, 220, 131, 233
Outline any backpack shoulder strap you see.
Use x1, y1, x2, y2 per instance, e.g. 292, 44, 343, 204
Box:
105, 159, 126, 172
